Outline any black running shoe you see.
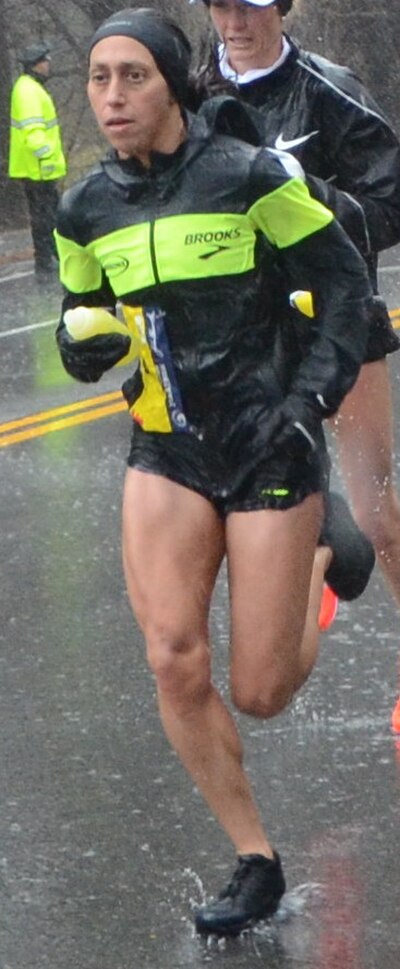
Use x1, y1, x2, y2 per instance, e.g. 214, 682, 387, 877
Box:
320, 492, 375, 601
194, 852, 286, 936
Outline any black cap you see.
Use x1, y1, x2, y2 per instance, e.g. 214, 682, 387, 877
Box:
21, 42, 51, 69
89, 7, 192, 105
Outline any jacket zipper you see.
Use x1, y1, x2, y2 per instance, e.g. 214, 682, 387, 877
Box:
149, 220, 160, 285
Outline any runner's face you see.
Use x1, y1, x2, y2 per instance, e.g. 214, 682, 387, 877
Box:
88, 36, 183, 165
208, 0, 283, 73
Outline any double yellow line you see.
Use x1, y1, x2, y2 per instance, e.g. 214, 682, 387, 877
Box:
0, 390, 126, 449
1, 307, 400, 450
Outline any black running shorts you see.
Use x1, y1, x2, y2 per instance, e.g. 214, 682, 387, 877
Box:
127, 424, 329, 516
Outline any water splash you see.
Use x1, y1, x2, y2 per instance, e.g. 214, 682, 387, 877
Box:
273, 881, 323, 922
183, 867, 208, 908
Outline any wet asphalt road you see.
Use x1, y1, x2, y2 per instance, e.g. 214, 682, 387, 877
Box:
0, 239, 399, 968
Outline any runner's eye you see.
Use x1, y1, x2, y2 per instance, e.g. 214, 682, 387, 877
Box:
125, 69, 146, 83
89, 71, 108, 84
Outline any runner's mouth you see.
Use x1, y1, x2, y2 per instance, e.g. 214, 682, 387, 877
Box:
106, 118, 133, 128
227, 36, 253, 46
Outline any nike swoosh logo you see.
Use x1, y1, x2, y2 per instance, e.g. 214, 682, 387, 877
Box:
275, 130, 319, 151
199, 245, 230, 260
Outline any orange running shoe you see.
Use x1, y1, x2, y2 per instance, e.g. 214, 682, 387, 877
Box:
391, 696, 400, 733
318, 583, 339, 631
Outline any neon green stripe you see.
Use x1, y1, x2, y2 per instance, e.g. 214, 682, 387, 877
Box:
248, 178, 333, 249
93, 215, 255, 295
56, 214, 257, 297
55, 189, 332, 296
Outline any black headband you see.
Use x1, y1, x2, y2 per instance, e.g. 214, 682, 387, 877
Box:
89, 7, 192, 105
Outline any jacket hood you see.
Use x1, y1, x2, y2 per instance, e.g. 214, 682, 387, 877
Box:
193, 95, 265, 145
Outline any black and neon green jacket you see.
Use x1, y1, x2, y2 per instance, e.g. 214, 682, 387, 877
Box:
55, 98, 372, 437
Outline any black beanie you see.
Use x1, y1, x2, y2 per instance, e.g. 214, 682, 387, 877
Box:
89, 7, 192, 105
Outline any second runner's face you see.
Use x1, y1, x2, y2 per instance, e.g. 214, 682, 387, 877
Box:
208, 0, 283, 73
88, 35, 180, 165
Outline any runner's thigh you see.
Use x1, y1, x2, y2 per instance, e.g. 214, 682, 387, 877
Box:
122, 468, 225, 633
226, 493, 323, 683
333, 359, 394, 493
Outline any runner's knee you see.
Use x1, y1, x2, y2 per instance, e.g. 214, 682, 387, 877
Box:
231, 668, 295, 720
146, 624, 211, 704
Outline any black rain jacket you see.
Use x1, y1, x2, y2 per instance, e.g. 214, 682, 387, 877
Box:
56, 99, 372, 453
193, 37, 400, 262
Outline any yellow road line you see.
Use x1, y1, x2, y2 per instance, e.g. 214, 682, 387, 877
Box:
0, 392, 126, 448
0, 390, 122, 434
389, 308, 400, 328
0, 402, 126, 447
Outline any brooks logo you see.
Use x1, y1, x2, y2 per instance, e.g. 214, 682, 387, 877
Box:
185, 228, 240, 246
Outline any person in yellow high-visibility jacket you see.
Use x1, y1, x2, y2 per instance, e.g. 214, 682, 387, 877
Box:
8, 42, 67, 283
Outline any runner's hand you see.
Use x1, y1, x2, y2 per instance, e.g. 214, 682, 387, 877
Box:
57, 306, 131, 383
232, 393, 326, 496
263, 394, 324, 460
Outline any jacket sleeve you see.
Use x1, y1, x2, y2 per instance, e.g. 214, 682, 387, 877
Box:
279, 220, 373, 415
249, 165, 373, 416
305, 74, 400, 256
54, 190, 117, 348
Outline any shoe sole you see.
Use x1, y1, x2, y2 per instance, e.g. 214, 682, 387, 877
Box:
195, 898, 282, 936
